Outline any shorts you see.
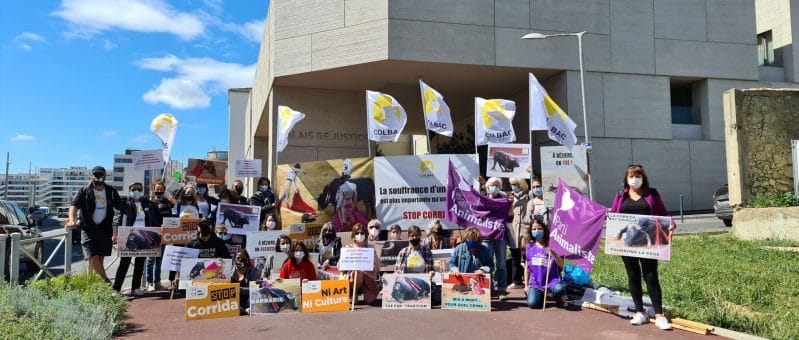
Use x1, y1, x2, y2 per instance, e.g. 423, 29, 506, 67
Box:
81, 227, 113, 258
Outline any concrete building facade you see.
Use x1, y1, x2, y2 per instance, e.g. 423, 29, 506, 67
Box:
109, 150, 182, 197
235, 0, 798, 211
0, 167, 92, 210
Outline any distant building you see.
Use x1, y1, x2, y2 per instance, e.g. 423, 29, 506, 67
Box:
109, 149, 183, 197
0, 167, 92, 210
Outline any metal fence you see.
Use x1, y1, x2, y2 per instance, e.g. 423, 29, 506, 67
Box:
1, 228, 72, 284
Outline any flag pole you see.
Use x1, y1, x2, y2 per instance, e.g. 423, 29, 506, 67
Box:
529, 130, 533, 185
542, 250, 552, 311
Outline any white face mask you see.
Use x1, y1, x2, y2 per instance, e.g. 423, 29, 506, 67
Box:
266, 221, 276, 229
355, 234, 366, 242
628, 177, 643, 189
280, 243, 290, 252
369, 228, 380, 237
293, 251, 305, 260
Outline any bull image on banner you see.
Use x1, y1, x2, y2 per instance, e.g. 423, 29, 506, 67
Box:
441, 273, 491, 311
486, 143, 531, 179
605, 213, 672, 261
381, 273, 432, 309
216, 203, 261, 235
117, 227, 162, 257
160, 217, 199, 245
301, 280, 351, 313
375, 154, 479, 230
276, 158, 374, 232
548, 179, 607, 273
445, 161, 510, 240
187, 158, 227, 185
179, 258, 231, 289
185, 283, 239, 321
540, 145, 589, 206
249, 279, 302, 315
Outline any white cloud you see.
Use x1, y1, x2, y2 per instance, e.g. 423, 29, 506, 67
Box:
20, 44, 32, 51
129, 134, 153, 143
103, 40, 117, 50
136, 55, 255, 109
10, 134, 35, 142
101, 130, 118, 137
14, 32, 46, 51
223, 19, 264, 43
142, 78, 211, 109
53, 0, 206, 41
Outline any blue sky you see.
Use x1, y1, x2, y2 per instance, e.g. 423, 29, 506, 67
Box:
0, 0, 268, 174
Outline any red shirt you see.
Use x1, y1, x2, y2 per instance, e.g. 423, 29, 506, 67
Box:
279, 259, 318, 280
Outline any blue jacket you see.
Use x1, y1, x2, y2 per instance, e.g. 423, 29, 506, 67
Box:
449, 242, 494, 274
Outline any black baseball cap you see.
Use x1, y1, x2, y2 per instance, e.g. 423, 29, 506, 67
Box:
91, 166, 106, 175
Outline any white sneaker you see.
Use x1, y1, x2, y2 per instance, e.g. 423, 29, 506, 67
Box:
131, 288, 145, 297
655, 316, 672, 330
507, 283, 523, 289
146, 283, 156, 292
111, 290, 120, 296
630, 312, 649, 325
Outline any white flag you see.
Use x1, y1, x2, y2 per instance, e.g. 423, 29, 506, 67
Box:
150, 113, 178, 163
529, 73, 578, 149
419, 80, 454, 137
276, 106, 305, 152
366, 90, 407, 142
474, 97, 516, 146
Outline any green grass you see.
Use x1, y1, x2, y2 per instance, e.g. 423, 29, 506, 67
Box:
591, 235, 799, 340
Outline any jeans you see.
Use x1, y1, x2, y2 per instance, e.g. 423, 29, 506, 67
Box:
527, 283, 566, 308
146, 256, 162, 284
482, 238, 507, 293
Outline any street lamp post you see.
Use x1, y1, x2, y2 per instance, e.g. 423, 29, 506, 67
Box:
522, 31, 594, 200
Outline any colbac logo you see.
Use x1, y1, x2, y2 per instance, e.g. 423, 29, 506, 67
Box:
481, 100, 510, 129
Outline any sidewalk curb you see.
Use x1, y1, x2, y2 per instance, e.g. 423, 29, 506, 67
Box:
712, 326, 768, 340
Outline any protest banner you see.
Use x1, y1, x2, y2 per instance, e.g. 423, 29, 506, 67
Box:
179, 258, 232, 289
445, 161, 510, 240
185, 283, 239, 321
116, 226, 162, 257
548, 179, 607, 273
375, 240, 409, 272
132, 149, 164, 171
216, 203, 261, 235
247, 230, 287, 274
288, 223, 323, 250
276, 157, 374, 231
605, 213, 672, 261
338, 247, 376, 271
187, 158, 227, 185
431, 249, 454, 284
301, 280, 350, 313
161, 245, 200, 272
540, 145, 589, 206
249, 279, 302, 315
381, 273, 432, 310
486, 143, 531, 179
375, 154, 479, 230
441, 273, 491, 311
160, 217, 200, 245
235, 159, 262, 178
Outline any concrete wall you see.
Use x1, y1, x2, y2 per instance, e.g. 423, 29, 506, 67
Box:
724, 88, 799, 205
227, 89, 250, 187
756, 0, 797, 81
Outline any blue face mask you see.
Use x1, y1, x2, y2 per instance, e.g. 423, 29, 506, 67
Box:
259, 185, 269, 192
511, 185, 520, 193
217, 232, 230, 241
466, 240, 478, 249
197, 187, 207, 195
488, 186, 500, 195
532, 230, 545, 240
532, 187, 543, 197
130, 191, 143, 199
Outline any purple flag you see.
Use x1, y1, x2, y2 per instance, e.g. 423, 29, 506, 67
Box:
549, 178, 607, 273
445, 161, 510, 240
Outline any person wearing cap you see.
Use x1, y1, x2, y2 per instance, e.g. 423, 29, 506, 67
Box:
388, 224, 403, 241
66, 166, 124, 283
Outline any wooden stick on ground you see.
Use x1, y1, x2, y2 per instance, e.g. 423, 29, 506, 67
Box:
351, 271, 358, 311
541, 251, 552, 311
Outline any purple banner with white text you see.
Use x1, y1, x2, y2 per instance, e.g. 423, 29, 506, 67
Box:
549, 179, 607, 273
445, 161, 509, 240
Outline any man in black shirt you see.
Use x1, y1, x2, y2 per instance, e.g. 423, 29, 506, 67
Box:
186, 220, 231, 259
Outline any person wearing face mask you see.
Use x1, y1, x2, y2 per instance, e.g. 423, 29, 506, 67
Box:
261, 213, 279, 231
258, 235, 292, 280
344, 223, 381, 305
111, 182, 161, 296
66, 166, 123, 283
422, 220, 451, 250
172, 186, 200, 218
146, 181, 173, 292
523, 218, 567, 309
394, 225, 433, 275
525, 179, 548, 223
249, 177, 277, 224
448, 227, 493, 276
507, 178, 530, 290
194, 183, 219, 222
366, 219, 384, 242
316, 222, 342, 270
231, 180, 248, 205
483, 177, 510, 301
185, 220, 232, 259
279, 240, 317, 281
230, 250, 258, 315
610, 165, 675, 330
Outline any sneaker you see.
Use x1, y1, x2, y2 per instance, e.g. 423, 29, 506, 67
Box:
630, 312, 649, 325
131, 288, 145, 297
498, 293, 508, 301
111, 290, 120, 297
655, 316, 672, 330
146, 283, 156, 292
507, 283, 523, 289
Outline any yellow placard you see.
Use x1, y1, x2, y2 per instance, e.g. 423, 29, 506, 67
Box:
300, 280, 350, 313
185, 283, 240, 321
161, 218, 200, 245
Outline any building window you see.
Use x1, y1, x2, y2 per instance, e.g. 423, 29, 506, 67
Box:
113, 177, 124, 182
113, 167, 124, 173
114, 158, 133, 163
757, 31, 777, 66
670, 81, 700, 125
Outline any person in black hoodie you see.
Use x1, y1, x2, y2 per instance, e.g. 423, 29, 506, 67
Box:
249, 177, 276, 224
186, 219, 231, 259
146, 180, 172, 291
112, 182, 161, 296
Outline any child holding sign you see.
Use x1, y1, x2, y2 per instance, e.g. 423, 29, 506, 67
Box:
523, 218, 567, 309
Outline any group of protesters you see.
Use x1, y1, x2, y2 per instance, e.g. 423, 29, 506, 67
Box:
66, 163, 674, 330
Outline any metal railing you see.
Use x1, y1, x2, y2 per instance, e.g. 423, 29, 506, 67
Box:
1, 229, 72, 284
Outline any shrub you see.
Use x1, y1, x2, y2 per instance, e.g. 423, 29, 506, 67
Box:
748, 192, 799, 208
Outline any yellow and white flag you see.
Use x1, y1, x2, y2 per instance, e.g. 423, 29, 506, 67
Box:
529, 73, 577, 149
150, 113, 178, 163
367, 90, 407, 142
474, 97, 516, 146
277, 106, 305, 152
419, 80, 453, 137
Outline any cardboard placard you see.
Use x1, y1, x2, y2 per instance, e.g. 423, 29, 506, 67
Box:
301, 280, 350, 313
338, 247, 375, 271
160, 217, 200, 245
441, 273, 491, 311
235, 159, 262, 178
216, 203, 261, 235
161, 245, 199, 272
381, 273, 432, 309
185, 283, 240, 320
486, 143, 531, 178
179, 258, 232, 289
249, 279, 302, 315
187, 158, 227, 185
117, 226, 162, 257
132, 149, 165, 171
604, 213, 672, 261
